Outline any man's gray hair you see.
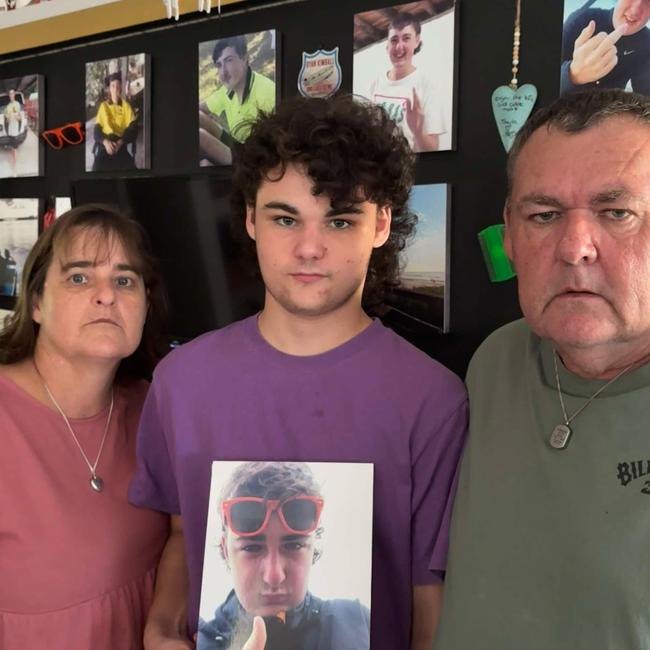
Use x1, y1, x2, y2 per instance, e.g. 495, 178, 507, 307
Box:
507, 89, 650, 195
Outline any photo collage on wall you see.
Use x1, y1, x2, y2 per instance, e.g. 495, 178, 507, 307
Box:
0, 2, 459, 322
197, 461, 373, 650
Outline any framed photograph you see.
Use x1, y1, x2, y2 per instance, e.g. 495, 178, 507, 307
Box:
0, 75, 43, 178
385, 183, 450, 334
353, 0, 457, 153
197, 460, 373, 650
85, 53, 150, 172
199, 30, 279, 166
560, 0, 650, 95
0, 198, 39, 298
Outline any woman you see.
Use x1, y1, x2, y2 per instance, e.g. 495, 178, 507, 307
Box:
0, 204, 169, 649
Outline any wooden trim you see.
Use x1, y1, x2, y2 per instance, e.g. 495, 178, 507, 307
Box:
0, 0, 242, 56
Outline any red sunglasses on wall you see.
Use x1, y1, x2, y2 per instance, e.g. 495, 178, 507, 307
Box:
222, 495, 324, 537
41, 122, 85, 149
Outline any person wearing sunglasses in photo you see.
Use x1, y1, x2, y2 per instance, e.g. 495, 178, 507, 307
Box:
92, 71, 138, 172
130, 95, 467, 650
196, 462, 369, 650
0, 205, 170, 650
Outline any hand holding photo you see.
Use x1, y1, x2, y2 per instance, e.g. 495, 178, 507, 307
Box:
197, 461, 373, 650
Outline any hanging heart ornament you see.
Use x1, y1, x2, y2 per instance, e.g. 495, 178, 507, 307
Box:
491, 83, 537, 152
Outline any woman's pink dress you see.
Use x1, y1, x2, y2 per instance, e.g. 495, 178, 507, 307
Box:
0, 375, 168, 649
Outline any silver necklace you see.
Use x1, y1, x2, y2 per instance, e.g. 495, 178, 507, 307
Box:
550, 350, 632, 450
39, 376, 114, 492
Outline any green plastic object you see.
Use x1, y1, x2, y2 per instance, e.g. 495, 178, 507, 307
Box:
478, 224, 516, 283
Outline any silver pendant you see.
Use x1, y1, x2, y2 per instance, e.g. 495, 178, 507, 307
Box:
550, 424, 572, 449
90, 475, 104, 492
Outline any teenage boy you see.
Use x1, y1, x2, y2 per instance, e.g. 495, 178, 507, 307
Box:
130, 95, 467, 650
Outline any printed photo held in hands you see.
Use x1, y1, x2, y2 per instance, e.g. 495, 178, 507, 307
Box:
197, 461, 373, 650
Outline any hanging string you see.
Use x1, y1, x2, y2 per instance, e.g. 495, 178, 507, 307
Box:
510, 0, 521, 89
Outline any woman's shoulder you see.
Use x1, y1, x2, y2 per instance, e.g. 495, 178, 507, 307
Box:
0, 360, 41, 401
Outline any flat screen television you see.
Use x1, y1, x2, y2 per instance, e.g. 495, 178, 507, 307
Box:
71, 173, 264, 343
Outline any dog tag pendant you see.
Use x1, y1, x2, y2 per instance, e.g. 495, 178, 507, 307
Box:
550, 424, 572, 449
90, 475, 104, 492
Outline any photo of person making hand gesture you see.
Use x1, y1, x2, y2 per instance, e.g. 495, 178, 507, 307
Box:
353, 1, 457, 153
561, 0, 650, 94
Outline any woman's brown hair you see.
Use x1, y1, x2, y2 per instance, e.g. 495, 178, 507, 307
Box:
0, 203, 168, 378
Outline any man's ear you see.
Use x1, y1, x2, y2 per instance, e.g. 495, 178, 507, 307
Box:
373, 206, 392, 248
503, 203, 513, 261
245, 205, 256, 241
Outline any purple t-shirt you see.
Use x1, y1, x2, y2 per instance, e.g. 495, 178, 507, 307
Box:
129, 316, 467, 648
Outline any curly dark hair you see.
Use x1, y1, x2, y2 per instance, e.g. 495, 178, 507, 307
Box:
230, 94, 417, 309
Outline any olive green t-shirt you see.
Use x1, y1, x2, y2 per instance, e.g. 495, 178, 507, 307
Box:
435, 319, 650, 650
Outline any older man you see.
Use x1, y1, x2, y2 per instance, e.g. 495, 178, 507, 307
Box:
434, 89, 650, 649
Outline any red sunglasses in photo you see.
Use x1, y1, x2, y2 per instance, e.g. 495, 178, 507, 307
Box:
222, 495, 325, 537
41, 122, 85, 150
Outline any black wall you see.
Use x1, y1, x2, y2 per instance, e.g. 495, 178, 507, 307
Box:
0, 0, 567, 377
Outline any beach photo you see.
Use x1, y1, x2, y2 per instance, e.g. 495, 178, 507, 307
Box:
385, 183, 450, 334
